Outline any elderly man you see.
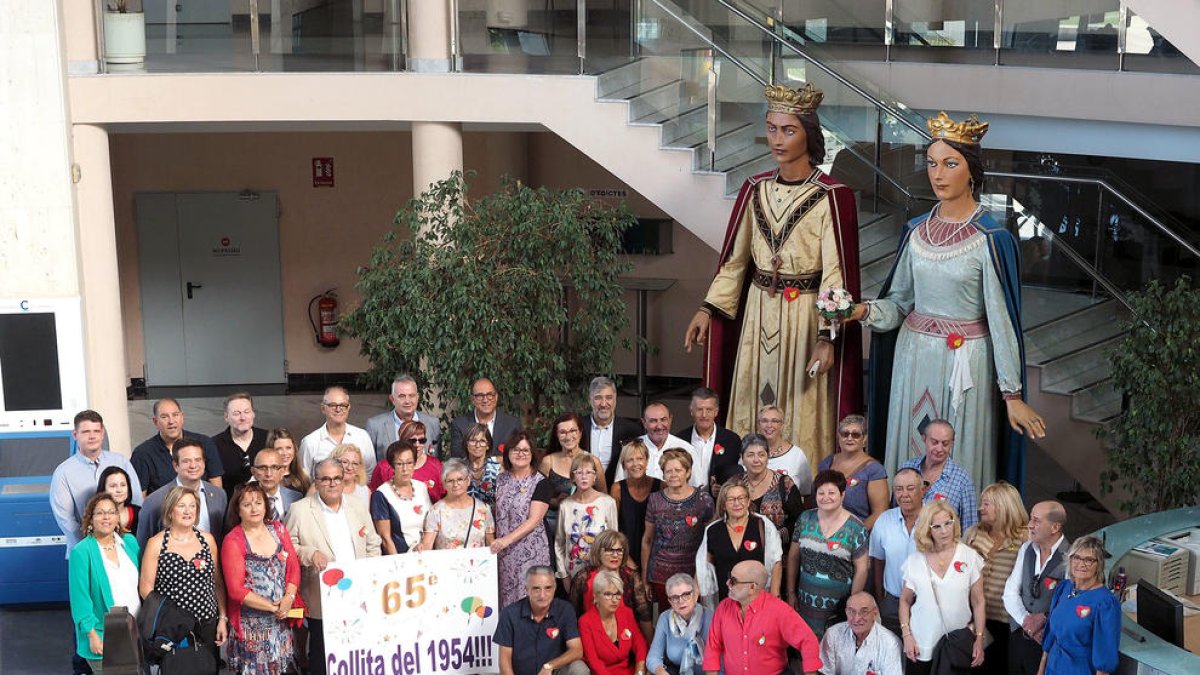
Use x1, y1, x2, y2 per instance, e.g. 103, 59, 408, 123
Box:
131, 398, 223, 495
675, 387, 743, 491
450, 377, 522, 457
580, 376, 642, 486
869, 467, 926, 638
614, 402, 703, 487
494, 565, 588, 675
898, 419, 979, 530
136, 438, 228, 548
51, 410, 144, 555
366, 374, 442, 461
704, 560, 821, 675
287, 458, 381, 675
250, 446, 303, 521
1003, 501, 1069, 674
299, 386, 376, 477
818, 592, 903, 675
212, 392, 269, 500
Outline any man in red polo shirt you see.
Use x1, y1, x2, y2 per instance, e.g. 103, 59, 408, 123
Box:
703, 560, 821, 675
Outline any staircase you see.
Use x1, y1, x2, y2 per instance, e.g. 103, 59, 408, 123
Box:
577, 0, 1197, 514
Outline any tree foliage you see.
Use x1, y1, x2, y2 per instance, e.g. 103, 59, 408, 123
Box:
1099, 276, 1200, 515
340, 171, 637, 435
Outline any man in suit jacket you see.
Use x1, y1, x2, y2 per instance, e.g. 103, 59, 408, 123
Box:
365, 375, 443, 461
449, 377, 522, 458
675, 386, 744, 492
579, 376, 644, 488
287, 458, 382, 675
249, 447, 303, 521
136, 438, 228, 548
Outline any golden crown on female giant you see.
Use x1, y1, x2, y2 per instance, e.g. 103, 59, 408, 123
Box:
764, 83, 823, 116
927, 111, 989, 145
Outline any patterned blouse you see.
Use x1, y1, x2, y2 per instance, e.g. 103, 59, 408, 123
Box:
964, 525, 1024, 623
422, 498, 494, 549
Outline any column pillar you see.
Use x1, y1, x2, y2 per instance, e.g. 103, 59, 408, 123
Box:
72, 125, 132, 454
409, 0, 453, 73
411, 121, 465, 200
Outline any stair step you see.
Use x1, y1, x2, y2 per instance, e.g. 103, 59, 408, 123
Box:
597, 58, 681, 100
724, 155, 777, 195
711, 142, 769, 173
1040, 337, 1121, 395
628, 81, 693, 123
665, 116, 754, 155
860, 255, 896, 300
1024, 301, 1129, 365
858, 214, 902, 266
1072, 380, 1123, 424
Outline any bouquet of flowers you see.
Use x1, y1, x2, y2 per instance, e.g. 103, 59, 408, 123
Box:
816, 288, 856, 339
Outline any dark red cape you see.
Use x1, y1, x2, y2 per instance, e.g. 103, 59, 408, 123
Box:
702, 170, 864, 427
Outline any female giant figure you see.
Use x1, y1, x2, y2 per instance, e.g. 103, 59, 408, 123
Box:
684, 82, 862, 465
853, 112, 1045, 488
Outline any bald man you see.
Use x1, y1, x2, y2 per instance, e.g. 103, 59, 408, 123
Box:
704, 560, 821, 675
818, 593, 902, 675
1003, 501, 1069, 674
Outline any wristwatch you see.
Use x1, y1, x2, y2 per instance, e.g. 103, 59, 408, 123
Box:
543, 664, 555, 673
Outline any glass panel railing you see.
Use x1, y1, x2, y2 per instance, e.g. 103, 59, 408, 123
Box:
891, 0, 996, 65
1122, 9, 1200, 75
999, 0, 1121, 68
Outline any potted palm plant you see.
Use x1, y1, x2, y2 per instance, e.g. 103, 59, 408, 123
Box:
103, 0, 145, 66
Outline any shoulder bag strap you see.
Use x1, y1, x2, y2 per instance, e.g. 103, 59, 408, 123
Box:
462, 497, 477, 549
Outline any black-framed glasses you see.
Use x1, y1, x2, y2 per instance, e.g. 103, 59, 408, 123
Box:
602, 547, 625, 555
253, 464, 285, 473
323, 402, 350, 411
1070, 554, 1100, 567
667, 590, 693, 603
316, 475, 344, 484
839, 429, 864, 439
471, 392, 497, 400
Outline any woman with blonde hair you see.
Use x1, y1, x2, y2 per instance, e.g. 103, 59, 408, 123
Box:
695, 480, 783, 606
899, 501, 987, 674
964, 481, 1028, 674
330, 443, 370, 507
610, 440, 661, 568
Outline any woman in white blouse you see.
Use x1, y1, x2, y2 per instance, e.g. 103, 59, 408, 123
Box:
371, 441, 432, 554
754, 405, 813, 495
69, 492, 142, 672
899, 500, 987, 674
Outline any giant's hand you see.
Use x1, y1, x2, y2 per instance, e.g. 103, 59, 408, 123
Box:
806, 341, 834, 376
1005, 399, 1046, 439
684, 310, 712, 353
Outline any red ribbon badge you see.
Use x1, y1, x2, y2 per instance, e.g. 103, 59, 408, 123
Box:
934, 493, 947, 501
784, 288, 800, 303
947, 333, 965, 350
715, 444, 725, 456
744, 540, 758, 552
622, 628, 632, 640
1076, 606, 1091, 619
685, 516, 699, 527
547, 627, 560, 639
953, 561, 967, 573
427, 479, 436, 488
358, 526, 366, 538
192, 558, 205, 570
413, 505, 423, 514
827, 541, 840, 551
1044, 578, 1058, 590
848, 477, 860, 487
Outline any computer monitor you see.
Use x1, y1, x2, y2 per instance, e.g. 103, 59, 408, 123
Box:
1137, 581, 1186, 649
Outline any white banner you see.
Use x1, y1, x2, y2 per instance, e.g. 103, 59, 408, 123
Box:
320, 549, 501, 675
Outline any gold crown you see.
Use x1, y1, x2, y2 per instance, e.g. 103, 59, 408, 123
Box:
765, 83, 823, 116
927, 111, 989, 145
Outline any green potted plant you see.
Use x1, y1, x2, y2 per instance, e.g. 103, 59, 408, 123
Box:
103, 0, 145, 66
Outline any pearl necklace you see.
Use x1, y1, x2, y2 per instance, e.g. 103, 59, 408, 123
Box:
925, 204, 982, 248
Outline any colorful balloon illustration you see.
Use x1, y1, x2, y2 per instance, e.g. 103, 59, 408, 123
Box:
322, 568, 345, 586
460, 596, 494, 619
337, 577, 353, 591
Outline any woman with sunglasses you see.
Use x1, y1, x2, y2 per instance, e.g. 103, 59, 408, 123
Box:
369, 421, 445, 502
462, 423, 502, 506
567, 529, 654, 640
1037, 536, 1119, 675
816, 415, 887, 529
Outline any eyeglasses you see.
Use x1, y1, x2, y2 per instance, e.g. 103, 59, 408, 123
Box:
558, 428, 581, 436
726, 495, 749, 504
839, 430, 864, 439
323, 402, 350, 411
929, 520, 956, 531
601, 592, 623, 600
727, 576, 756, 588
667, 591, 693, 603
468, 438, 489, 445
316, 475, 344, 484
445, 477, 468, 485
1070, 554, 1100, 567
510, 447, 532, 455
338, 459, 362, 467
93, 509, 119, 518
471, 392, 497, 400
393, 460, 416, 468
253, 464, 285, 473
602, 547, 625, 555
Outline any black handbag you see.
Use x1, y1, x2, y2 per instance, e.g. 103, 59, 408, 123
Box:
137, 591, 214, 673
158, 631, 217, 675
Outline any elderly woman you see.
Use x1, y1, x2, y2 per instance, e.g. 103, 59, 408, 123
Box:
266, 428, 312, 495
786, 470, 868, 638
490, 431, 553, 607
899, 501, 987, 674
610, 440, 661, 568
816, 415, 888, 529
221, 482, 301, 674
139, 486, 228, 665
69, 492, 142, 672
98, 466, 141, 535
579, 570, 649, 675
642, 448, 714, 609
755, 405, 813, 494
740, 433, 805, 547
647, 573, 713, 675
462, 423, 502, 505
696, 481, 783, 606
331, 443, 370, 507
371, 441, 433, 555
1037, 536, 1120, 675
421, 459, 494, 549
369, 421, 445, 502
964, 481, 1028, 674
568, 530, 653, 638
558, 453, 620, 589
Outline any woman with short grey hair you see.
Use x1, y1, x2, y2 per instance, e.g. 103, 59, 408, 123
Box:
420, 459, 494, 549
647, 573, 712, 675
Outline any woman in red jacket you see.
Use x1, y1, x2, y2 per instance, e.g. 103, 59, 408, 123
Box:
579, 570, 648, 675
221, 482, 303, 673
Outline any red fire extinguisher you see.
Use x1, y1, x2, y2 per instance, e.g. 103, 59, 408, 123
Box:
308, 290, 340, 348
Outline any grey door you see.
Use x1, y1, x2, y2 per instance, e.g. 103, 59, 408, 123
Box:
135, 192, 286, 387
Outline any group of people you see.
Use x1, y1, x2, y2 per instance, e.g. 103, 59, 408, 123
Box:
54, 82, 1118, 675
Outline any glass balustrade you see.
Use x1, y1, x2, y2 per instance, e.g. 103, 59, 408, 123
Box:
892, 0, 996, 65
1122, 9, 1200, 75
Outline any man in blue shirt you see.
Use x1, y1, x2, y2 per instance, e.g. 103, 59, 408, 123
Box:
494, 566, 587, 675
898, 419, 979, 530
868, 467, 925, 638
50, 410, 144, 554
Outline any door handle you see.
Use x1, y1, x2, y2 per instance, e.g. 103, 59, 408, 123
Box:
186, 282, 203, 299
